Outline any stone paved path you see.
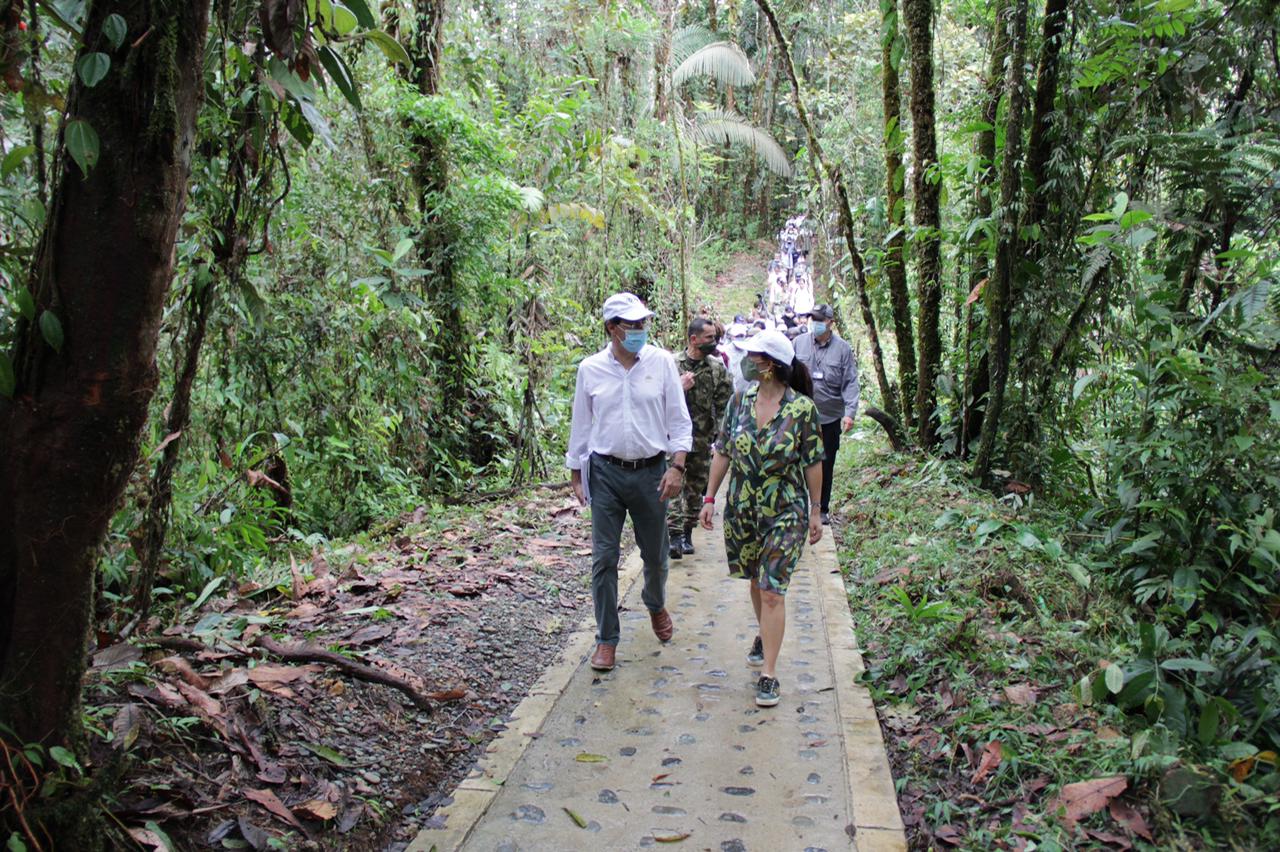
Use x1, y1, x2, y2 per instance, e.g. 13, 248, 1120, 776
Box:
410, 512, 904, 852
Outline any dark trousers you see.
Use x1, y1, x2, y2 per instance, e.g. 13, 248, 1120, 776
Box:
819, 419, 841, 512
589, 454, 670, 647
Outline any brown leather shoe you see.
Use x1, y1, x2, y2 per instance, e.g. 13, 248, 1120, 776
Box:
649, 608, 674, 643
590, 643, 616, 671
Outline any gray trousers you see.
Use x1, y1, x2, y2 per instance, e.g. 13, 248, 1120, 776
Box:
589, 454, 670, 646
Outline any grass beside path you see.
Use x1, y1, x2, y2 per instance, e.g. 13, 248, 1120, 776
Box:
830, 431, 1183, 851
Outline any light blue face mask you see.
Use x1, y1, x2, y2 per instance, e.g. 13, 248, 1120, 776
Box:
622, 329, 648, 353
810, 321, 828, 336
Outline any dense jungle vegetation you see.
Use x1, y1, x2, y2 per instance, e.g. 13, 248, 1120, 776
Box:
1, 0, 1278, 848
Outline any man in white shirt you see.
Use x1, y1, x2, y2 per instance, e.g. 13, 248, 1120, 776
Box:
567, 292, 694, 672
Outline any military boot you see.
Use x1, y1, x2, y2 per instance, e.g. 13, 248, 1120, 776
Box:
668, 532, 684, 560
681, 527, 695, 555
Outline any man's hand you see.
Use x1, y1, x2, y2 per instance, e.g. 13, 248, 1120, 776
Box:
571, 470, 586, 506
841, 415, 854, 433
658, 467, 683, 501
680, 371, 695, 391
698, 503, 715, 530
809, 508, 823, 544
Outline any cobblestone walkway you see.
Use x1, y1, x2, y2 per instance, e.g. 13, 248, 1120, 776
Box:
410, 513, 904, 851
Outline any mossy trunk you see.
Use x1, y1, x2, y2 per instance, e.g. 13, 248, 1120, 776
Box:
973, 0, 1030, 482
0, 0, 210, 841
902, 0, 944, 447
881, 0, 916, 430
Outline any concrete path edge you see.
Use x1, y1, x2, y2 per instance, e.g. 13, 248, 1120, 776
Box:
812, 531, 907, 850
407, 547, 647, 852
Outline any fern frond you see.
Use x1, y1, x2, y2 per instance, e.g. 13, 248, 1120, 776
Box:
690, 109, 792, 177
672, 41, 755, 88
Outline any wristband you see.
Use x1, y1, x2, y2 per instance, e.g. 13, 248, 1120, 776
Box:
672, 462, 686, 473
702, 496, 715, 504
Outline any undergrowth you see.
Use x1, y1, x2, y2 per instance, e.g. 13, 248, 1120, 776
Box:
834, 433, 1280, 851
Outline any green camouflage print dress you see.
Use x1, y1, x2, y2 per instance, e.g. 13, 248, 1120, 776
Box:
713, 385, 824, 594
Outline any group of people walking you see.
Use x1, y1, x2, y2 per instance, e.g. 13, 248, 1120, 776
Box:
566, 257, 859, 708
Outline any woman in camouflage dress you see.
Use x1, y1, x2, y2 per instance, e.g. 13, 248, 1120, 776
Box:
698, 330, 824, 707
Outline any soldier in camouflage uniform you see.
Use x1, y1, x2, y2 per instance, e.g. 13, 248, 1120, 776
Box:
669, 318, 734, 559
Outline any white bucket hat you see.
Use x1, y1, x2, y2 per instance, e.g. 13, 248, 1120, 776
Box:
740, 329, 794, 365
602, 292, 654, 322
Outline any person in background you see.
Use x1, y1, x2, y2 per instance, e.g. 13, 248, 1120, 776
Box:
791, 303, 859, 525
712, 320, 730, 368
566, 293, 694, 672
723, 322, 752, 394
669, 318, 734, 560
699, 330, 823, 708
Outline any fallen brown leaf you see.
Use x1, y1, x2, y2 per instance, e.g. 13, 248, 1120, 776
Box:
1108, 799, 1153, 841
295, 799, 339, 821
1050, 776, 1128, 830
156, 655, 211, 690
1003, 683, 1037, 706
972, 740, 1003, 785
245, 787, 307, 833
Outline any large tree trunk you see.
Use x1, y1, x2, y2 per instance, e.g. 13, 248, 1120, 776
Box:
880, 0, 916, 430
654, 0, 675, 121
1020, 0, 1070, 246
903, 0, 943, 447
754, 0, 901, 428
0, 0, 211, 757
409, 0, 467, 414
960, 0, 1010, 453
973, 0, 1030, 482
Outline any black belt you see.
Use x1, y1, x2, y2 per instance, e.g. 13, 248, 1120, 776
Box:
595, 452, 665, 470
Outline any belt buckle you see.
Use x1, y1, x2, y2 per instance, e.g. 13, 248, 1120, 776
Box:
622, 458, 640, 470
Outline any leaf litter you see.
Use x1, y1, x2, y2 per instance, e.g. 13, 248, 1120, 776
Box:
84, 489, 596, 848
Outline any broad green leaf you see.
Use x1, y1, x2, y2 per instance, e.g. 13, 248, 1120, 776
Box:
1, 145, 35, 178
1073, 372, 1098, 400
1109, 191, 1129, 221
1065, 561, 1091, 589
1269, 400, 1280, 422
0, 352, 14, 398
363, 30, 410, 66
344, 0, 377, 27
189, 576, 225, 611
102, 13, 127, 49
300, 742, 352, 766
333, 3, 358, 34
8, 829, 29, 850
975, 519, 1004, 537
1159, 658, 1216, 673
1124, 227, 1156, 249
1015, 529, 1042, 550
1118, 209, 1152, 228
318, 45, 361, 109
77, 53, 111, 87
49, 745, 79, 771
1104, 663, 1125, 694
15, 287, 35, 320
392, 238, 414, 263
1198, 700, 1220, 746
65, 119, 100, 177
39, 310, 64, 352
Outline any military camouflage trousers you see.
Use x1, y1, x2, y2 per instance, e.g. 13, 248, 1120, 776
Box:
668, 451, 712, 535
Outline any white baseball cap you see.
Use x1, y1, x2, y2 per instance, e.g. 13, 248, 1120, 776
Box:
602, 292, 654, 322
740, 329, 794, 365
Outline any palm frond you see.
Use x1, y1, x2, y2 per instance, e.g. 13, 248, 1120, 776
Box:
689, 109, 792, 177
672, 41, 755, 89
670, 25, 716, 68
